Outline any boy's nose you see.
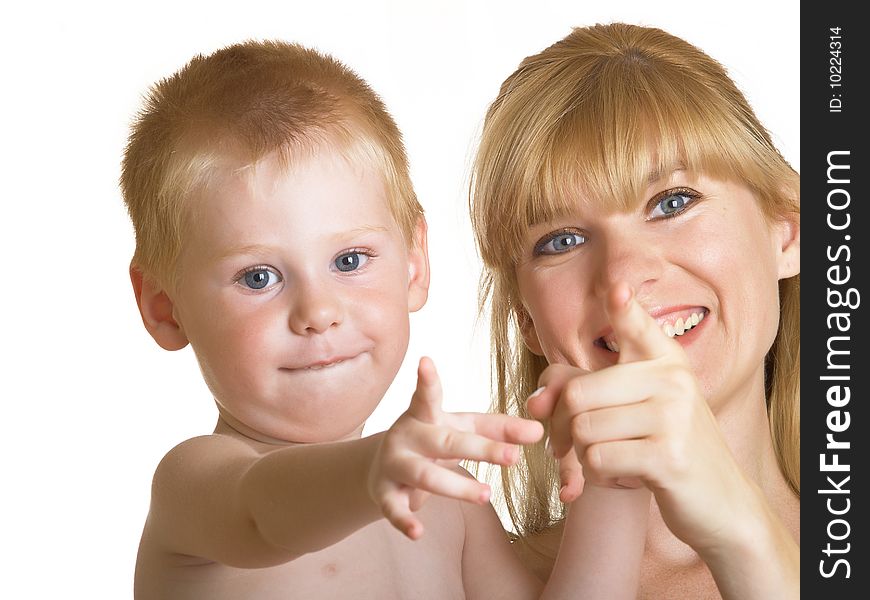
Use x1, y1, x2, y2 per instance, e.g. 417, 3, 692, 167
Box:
287, 282, 343, 335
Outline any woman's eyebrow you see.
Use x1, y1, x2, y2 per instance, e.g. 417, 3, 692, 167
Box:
646, 165, 687, 185
528, 208, 573, 228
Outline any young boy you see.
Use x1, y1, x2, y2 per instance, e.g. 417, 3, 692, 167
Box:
123, 40, 645, 599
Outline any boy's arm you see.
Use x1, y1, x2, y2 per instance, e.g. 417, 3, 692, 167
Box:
145, 358, 543, 569
146, 432, 386, 568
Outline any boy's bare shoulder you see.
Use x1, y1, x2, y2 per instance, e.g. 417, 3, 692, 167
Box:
155, 433, 262, 473
142, 434, 269, 555
149, 434, 263, 501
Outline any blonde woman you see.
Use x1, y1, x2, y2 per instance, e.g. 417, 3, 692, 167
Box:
470, 23, 800, 599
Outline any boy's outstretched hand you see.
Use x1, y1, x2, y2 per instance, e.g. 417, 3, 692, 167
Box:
368, 357, 544, 539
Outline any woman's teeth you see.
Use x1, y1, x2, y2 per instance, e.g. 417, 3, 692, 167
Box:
603, 311, 706, 353
664, 312, 705, 337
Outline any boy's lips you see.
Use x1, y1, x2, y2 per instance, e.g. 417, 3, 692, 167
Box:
281, 351, 366, 371
596, 306, 709, 353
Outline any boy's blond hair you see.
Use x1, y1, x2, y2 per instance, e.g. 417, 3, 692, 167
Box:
121, 40, 422, 291
469, 22, 800, 540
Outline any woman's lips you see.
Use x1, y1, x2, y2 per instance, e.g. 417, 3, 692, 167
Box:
597, 307, 709, 353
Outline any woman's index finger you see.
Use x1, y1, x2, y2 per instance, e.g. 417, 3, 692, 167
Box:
606, 283, 677, 364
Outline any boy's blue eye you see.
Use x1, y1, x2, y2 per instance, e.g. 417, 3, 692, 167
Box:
241, 268, 281, 290
535, 231, 586, 255
334, 252, 369, 272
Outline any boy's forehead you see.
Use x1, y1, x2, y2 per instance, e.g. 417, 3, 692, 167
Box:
181, 136, 416, 249
195, 144, 379, 196
190, 147, 397, 225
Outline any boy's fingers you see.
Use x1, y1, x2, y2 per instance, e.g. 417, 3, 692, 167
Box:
605, 282, 676, 364
408, 488, 430, 512
381, 489, 423, 539
408, 356, 443, 423
413, 424, 522, 465
404, 461, 491, 505
453, 412, 544, 445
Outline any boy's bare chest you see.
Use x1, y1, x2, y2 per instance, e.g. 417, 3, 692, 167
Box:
137, 518, 466, 600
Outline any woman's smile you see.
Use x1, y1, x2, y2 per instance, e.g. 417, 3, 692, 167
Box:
597, 307, 709, 353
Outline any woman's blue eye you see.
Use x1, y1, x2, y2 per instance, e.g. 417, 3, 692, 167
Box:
241, 268, 281, 290
536, 232, 586, 255
334, 252, 369, 272
650, 191, 697, 219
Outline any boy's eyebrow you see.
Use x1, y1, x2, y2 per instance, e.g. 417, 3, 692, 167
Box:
214, 226, 392, 260
215, 244, 277, 260
341, 225, 391, 237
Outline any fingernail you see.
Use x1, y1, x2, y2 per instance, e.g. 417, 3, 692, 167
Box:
544, 436, 554, 456
527, 386, 545, 402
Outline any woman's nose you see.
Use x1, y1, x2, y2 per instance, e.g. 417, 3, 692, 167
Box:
592, 230, 664, 300
287, 279, 343, 335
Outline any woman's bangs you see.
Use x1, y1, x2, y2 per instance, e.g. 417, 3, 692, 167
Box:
539, 72, 744, 220
475, 47, 779, 271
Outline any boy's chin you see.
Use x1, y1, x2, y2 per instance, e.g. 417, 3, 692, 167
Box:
216, 386, 382, 445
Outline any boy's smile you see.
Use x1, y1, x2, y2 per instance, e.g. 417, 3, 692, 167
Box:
166, 147, 428, 444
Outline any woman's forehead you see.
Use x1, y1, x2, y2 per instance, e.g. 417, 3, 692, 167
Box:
526, 164, 699, 223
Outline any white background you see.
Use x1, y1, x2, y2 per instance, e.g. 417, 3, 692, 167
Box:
1, 1, 797, 597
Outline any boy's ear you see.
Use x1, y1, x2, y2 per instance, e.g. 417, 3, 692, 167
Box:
517, 307, 545, 356
407, 217, 431, 312
129, 264, 189, 351
775, 212, 800, 279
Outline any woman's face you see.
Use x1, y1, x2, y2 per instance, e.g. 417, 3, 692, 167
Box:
514, 170, 799, 412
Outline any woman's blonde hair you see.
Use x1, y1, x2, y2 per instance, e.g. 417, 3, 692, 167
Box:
121, 40, 422, 292
469, 23, 800, 542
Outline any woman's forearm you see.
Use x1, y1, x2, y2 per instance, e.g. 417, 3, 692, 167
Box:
701, 484, 799, 600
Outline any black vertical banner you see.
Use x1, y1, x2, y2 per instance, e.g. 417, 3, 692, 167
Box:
802, 4, 867, 598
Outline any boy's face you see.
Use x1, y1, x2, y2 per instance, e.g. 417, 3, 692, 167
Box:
166, 149, 428, 443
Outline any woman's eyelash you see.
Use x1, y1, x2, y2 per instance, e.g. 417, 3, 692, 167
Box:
533, 228, 587, 255
647, 187, 703, 219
